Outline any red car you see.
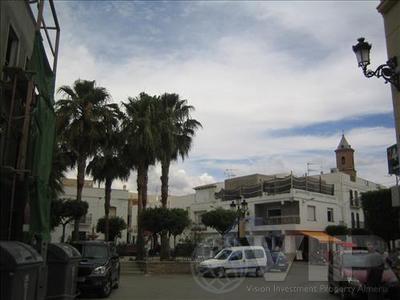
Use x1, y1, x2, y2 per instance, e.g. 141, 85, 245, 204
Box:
328, 250, 400, 299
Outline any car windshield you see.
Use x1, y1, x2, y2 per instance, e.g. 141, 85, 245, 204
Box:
79, 245, 108, 259
214, 249, 232, 260
342, 253, 384, 268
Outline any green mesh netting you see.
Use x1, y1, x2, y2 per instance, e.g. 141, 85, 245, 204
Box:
28, 32, 56, 241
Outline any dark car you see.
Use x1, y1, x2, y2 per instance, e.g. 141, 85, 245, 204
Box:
72, 241, 120, 298
328, 250, 400, 299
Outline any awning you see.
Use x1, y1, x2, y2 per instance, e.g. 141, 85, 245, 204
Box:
300, 231, 342, 243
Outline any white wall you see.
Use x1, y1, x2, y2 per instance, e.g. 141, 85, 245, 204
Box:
51, 186, 130, 243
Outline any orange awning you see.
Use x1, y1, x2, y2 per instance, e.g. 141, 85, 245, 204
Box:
300, 231, 342, 243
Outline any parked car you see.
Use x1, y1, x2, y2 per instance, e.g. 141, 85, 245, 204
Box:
71, 241, 120, 298
328, 249, 400, 300
268, 251, 289, 272
197, 246, 268, 277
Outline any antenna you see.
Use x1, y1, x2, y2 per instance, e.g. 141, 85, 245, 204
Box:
224, 169, 237, 178
307, 162, 323, 176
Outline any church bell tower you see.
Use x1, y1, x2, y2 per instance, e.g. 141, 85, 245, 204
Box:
335, 134, 357, 181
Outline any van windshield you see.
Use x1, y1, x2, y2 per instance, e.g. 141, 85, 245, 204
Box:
215, 249, 232, 260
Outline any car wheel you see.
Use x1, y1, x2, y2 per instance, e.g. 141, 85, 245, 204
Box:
99, 277, 112, 298
255, 267, 264, 277
340, 289, 351, 300
215, 268, 225, 278
328, 282, 335, 295
113, 271, 120, 289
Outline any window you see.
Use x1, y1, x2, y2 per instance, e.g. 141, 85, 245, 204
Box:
356, 213, 360, 228
351, 212, 355, 228
327, 208, 334, 222
341, 156, 346, 165
229, 251, 243, 261
307, 205, 316, 221
245, 249, 265, 259
5, 26, 19, 67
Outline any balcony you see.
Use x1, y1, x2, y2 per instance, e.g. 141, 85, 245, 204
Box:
215, 174, 334, 201
350, 198, 362, 209
79, 214, 92, 226
254, 215, 300, 226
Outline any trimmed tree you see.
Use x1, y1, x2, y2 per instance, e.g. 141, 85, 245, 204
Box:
168, 208, 191, 248
96, 216, 127, 241
50, 199, 88, 242
201, 208, 237, 237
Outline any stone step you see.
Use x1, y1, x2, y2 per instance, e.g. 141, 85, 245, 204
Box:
120, 262, 144, 274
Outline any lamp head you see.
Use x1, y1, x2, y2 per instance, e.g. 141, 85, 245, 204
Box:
352, 37, 371, 68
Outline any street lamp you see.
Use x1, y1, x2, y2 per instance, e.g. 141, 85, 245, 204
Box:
352, 37, 400, 91
230, 197, 249, 241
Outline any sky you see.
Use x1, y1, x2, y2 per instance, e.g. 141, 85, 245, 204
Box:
47, 1, 396, 195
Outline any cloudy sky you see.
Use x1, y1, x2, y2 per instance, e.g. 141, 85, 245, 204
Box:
49, 1, 396, 195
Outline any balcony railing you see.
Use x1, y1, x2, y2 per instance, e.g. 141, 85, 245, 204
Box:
350, 198, 362, 208
215, 174, 334, 201
254, 215, 300, 226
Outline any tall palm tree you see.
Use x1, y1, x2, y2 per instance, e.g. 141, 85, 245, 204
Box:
55, 79, 110, 241
122, 92, 158, 260
156, 93, 202, 259
86, 104, 130, 241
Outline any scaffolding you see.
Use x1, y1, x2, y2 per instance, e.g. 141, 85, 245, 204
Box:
0, 0, 60, 241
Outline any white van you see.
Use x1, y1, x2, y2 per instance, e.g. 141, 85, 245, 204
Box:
197, 246, 268, 277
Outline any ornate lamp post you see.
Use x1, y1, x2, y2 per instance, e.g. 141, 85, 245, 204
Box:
352, 37, 399, 91
230, 197, 248, 241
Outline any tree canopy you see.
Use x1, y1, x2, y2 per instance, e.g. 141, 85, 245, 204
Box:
96, 216, 127, 241
50, 198, 88, 242
201, 208, 237, 237
361, 189, 400, 245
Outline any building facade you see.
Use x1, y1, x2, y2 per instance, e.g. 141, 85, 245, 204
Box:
377, 0, 400, 207
169, 136, 383, 254
51, 179, 131, 243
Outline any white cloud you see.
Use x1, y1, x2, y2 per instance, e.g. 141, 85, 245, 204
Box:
55, 1, 396, 191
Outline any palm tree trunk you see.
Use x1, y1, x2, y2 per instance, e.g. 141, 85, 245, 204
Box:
61, 223, 67, 242
142, 163, 148, 209
104, 178, 112, 241
160, 159, 171, 260
73, 155, 86, 241
160, 159, 170, 207
136, 163, 145, 260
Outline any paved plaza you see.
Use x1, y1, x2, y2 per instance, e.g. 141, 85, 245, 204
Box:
85, 262, 335, 300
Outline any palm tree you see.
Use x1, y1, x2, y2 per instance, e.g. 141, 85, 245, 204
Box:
55, 79, 110, 241
122, 92, 158, 260
86, 104, 130, 241
156, 93, 202, 259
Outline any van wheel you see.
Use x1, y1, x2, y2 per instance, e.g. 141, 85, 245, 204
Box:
215, 268, 225, 278
255, 267, 264, 277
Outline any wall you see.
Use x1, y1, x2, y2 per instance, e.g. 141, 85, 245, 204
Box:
0, 1, 36, 74
51, 185, 130, 243
378, 0, 400, 207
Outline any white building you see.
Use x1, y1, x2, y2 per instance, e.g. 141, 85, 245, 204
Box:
51, 179, 131, 243
168, 135, 384, 254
